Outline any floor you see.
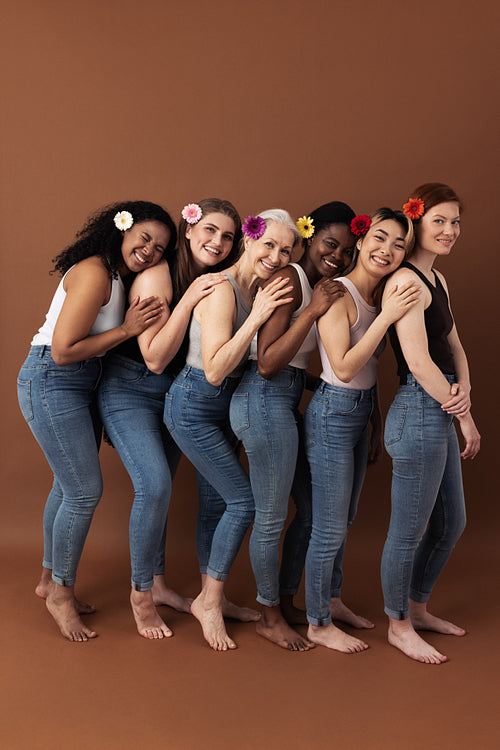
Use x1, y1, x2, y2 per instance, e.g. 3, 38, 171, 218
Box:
2, 451, 499, 750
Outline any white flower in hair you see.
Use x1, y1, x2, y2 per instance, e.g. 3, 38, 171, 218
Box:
114, 210, 134, 231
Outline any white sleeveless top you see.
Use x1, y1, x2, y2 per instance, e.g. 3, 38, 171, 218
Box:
248, 263, 317, 370
32, 266, 126, 349
318, 276, 385, 390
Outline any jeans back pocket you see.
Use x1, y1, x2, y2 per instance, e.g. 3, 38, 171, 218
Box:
17, 379, 34, 423
384, 403, 407, 447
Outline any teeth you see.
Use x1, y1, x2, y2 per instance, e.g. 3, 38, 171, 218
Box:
371, 256, 389, 266
134, 252, 147, 264
323, 258, 339, 269
261, 260, 276, 271
204, 246, 220, 255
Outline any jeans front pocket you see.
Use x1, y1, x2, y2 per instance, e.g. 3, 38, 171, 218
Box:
327, 390, 360, 416
384, 403, 407, 447
17, 379, 34, 423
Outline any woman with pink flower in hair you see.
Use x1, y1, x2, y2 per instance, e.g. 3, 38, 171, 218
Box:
304, 207, 420, 653
381, 184, 480, 664
98, 198, 244, 639
164, 209, 299, 651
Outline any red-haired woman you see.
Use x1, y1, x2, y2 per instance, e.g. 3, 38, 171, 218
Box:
381, 183, 480, 664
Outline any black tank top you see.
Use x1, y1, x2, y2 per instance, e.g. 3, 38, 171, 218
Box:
389, 261, 455, 380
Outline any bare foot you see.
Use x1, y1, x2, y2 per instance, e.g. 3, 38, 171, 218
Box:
256, 606, 314, 651
221, 595, 260, 623
46, 585, 97, 642
307, 622, 369, 653
151, 576, 193, 614
329, 597, 374, 629
388, 619, 447, 664
409, 601, 466, 636
280, 595, 308, 626
191, 592, 237, 652
130, 589, 173, 639
36, 570, 96, 614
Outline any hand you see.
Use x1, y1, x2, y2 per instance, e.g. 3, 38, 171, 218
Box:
381, 281, 421, 325
184, 273, 228, 309
122, 295, 164, 337
441, 382, 471, 417
457, 412, 481, 459
309, 278, 345, 317
250, 277, 294, 328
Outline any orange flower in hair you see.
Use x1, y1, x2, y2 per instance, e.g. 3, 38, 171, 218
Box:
403, 198, 425, 220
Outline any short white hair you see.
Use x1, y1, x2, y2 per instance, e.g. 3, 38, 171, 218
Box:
258, 209, 301, 247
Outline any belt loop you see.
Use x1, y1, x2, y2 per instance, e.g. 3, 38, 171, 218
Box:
38, 345, 46, 358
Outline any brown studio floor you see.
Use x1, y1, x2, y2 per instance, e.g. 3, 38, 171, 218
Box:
2, 454, 499, 750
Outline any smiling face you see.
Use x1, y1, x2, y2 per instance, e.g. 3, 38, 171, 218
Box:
416, 202, 461, 256
245, 221, 295, 280
120, 220, 170, 274
186, 212, 236, 272
304, 223, 355, 282
357, 219, 408, 279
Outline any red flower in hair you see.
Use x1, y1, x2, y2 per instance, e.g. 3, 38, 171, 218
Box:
350, 215, 371, 236
403, 198, 425, 220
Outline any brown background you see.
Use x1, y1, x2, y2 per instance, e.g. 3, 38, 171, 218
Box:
2, 1, 499, 748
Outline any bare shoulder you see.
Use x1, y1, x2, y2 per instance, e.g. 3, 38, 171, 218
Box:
130, 260, 173, 302
197, 275, 235, 315
63, 256, 109, 292
385, 266, 418, 293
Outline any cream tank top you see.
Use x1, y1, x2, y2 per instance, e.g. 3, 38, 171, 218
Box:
318, 276, 385, 390
248, 263, 317, 370
32, 266, 126, 349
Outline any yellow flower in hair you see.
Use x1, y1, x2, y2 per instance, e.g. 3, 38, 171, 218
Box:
296, 216, 315, 239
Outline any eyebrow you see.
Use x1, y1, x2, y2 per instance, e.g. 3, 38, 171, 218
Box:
265, 236, 293, 249
205, 222, 234, 237
433, 214, 460, 220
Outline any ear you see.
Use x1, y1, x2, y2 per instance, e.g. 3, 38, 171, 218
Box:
356, 238, 363, 251
243, 234, 251, 251
186, 224, 192, 240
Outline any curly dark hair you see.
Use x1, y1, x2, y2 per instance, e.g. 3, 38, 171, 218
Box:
170, 198, 242, 304
52, 201, 177, 277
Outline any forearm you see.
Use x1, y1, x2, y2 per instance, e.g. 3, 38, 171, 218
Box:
329, 315, 390, 382
258, 307, 317, 379
141, 300, 192, 374
51, 325, 131, 365
406, 357, 456, 404
204, 315, 260, 385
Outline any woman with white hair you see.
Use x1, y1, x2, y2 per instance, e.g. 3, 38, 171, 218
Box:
164, 209, 299, 651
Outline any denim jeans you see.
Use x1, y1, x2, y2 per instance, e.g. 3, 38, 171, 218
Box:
17, 346, 103, 586
230, 362, 312, 606
305, 381, 374, 626
164, 366, 255, 581
381, 374, 466, 620
97, 353, 181, 590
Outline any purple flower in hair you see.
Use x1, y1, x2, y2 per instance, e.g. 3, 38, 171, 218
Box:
242, 215, 266, 240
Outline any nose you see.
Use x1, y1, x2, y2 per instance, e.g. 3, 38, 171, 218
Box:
269, 247, 281, 265
142, 241, 153, 256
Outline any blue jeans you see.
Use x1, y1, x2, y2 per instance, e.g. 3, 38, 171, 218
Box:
381, 374, 466, 619
97, 353, 181, 590
164, 366, 255, 581
305, 381, 374, 626
17, 346, 103, 586
230, 362, 312, 606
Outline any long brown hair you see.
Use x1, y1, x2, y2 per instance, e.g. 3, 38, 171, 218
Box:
170, 198, 241, 304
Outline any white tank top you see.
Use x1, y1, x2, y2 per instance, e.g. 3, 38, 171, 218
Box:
32, 266, 125, 348
318, 276, 385, 390
248, 263, 317, 370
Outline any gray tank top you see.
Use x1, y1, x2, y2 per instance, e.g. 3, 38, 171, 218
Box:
186, 273, 252, 378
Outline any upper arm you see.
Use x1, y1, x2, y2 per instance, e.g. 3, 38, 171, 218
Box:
316, 295, 352, 371
257, 267, 301, 357
198, 280, 236, 365
52, 259, 110, 350
133, 262, 173, 353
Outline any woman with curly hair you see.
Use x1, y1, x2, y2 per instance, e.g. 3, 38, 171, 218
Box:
17, 201, 171, 641
98, 198, 247, 639
381, 184, 480, 664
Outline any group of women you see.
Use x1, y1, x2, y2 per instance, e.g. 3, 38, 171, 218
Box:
17, 183, 480, 664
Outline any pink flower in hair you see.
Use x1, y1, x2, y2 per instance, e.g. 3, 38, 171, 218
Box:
182, 203, 202, 224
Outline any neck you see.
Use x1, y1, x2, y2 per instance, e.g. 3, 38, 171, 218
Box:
298, 255, 321, 287
229, 254, 261, 296
407, 246, 436, 276
346, 266, 379, 305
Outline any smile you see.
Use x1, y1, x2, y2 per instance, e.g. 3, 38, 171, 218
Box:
203, 245, 221, 256
323, 257, 340, 269
134, 251, 149, 264
260, 260, 277, 271
371, 255, 390, 266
